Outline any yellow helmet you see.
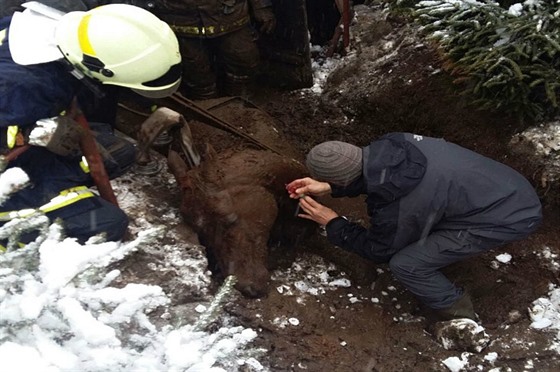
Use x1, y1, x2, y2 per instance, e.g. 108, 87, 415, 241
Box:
55, 4, 181, 98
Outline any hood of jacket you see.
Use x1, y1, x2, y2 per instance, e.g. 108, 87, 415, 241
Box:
363, 133, 427, 205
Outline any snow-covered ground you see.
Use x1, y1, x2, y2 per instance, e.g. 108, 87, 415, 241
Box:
1, 121, 560, 371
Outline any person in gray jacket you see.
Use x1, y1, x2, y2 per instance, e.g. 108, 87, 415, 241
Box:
286, 132, 542, 321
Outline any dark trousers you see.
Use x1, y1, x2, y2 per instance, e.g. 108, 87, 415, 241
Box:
1, 123, 136, 243
179, 26, 260, 98
388, 219, 541, 309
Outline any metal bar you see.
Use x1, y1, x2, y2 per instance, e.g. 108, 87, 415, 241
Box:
165, 93, 282, 155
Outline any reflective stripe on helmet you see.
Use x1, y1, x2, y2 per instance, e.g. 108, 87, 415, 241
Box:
78, 14, 95, 56
55, 4, 181, 95
7, 126, 19, 149
0, 186, 95, 221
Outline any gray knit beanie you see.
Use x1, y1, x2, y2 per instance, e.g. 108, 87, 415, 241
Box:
306, 141, 363, 186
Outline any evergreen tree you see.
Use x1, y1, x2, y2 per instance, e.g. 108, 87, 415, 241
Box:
397, 0, 560, 121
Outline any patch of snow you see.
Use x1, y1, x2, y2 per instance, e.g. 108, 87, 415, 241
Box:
535, 246, 560, 272
529, 284, 560, 330
0, 168, 29, 205
510, 121, 560, 184
495, 253, 512, 264
271, 254, 352, 299
0, 161, 264, 371
484, 351, 498, 363
442, 352, 470, 372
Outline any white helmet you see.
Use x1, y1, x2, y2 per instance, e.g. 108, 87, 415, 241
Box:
55, 4, 182, 98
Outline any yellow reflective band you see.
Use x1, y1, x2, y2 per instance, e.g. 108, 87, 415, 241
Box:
0, 208, 36, 221
40, 186, 94, 213
80, 156, 90, 173
78, 14, 95, 56
0, 29, 6, 45
0, 186, 95, 221
0, 242, 26, 254
7, 126, 19, 149
59, 185, 89, 195
171, 16, 250, 36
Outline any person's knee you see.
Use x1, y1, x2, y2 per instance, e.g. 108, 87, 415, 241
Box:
388, 252, 417, 280
57, 198, 129, 243
98, 206, 129, 242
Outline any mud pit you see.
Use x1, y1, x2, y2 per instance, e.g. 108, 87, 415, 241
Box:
114, 4, 560, 371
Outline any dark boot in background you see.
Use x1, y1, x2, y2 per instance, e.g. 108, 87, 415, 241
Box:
183, 83, 218, 101
223, 73, 251, 97
436, 292, 477, 321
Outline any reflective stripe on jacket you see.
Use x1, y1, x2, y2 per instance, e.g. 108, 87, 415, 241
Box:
152, 0, 271, 38
0, 185, 94, 221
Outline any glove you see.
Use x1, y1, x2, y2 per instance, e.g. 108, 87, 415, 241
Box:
253, 7, 276, 34
29, 116, 85, 157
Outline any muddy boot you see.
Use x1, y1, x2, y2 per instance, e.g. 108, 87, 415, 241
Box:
434, 318, 490, 353
436, 292, 477, 321
223, 72, 251, 97
183, 83, 218, 101
428, 293, 489, 352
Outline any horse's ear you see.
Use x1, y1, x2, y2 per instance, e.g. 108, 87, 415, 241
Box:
167, 149, 189, 183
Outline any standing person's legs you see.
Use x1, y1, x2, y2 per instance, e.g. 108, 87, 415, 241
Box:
217, 27, 260, 96
178, 37, 218, 99
388, 230, 506, 318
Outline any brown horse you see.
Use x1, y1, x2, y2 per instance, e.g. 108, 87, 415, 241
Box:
167, 147, 312, 297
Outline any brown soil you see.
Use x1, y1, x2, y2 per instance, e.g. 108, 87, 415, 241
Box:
115, 4, 560, 371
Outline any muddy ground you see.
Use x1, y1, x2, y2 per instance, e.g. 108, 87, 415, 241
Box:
114, 4, 560, 371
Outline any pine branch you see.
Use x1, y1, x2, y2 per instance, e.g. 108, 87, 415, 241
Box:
408, 0, 560, 120
193, 275, 238, 331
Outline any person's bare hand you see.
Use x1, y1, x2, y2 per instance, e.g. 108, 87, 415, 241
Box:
297, 196, 338, 226
286, 177, 331, 199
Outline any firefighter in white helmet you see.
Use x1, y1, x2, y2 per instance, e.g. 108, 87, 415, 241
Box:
54, 3, 182, 97
0, 3, 181, 247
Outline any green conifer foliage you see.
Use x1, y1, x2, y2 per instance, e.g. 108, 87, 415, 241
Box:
411, 0, 560, 121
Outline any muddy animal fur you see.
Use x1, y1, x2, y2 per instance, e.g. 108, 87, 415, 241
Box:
168, 148, 312, 297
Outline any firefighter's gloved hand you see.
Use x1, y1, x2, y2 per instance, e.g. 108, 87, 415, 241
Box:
253, 7, 276, 34
29, 116, 85, 157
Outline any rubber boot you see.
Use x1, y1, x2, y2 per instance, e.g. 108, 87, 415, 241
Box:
223, 72, 251, 97
436, 292, 476, 321
183, 83, 218, 101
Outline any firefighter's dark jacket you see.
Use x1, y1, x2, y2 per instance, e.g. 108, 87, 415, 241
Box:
325, 132, 543, 263
0, 16, 78, 135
